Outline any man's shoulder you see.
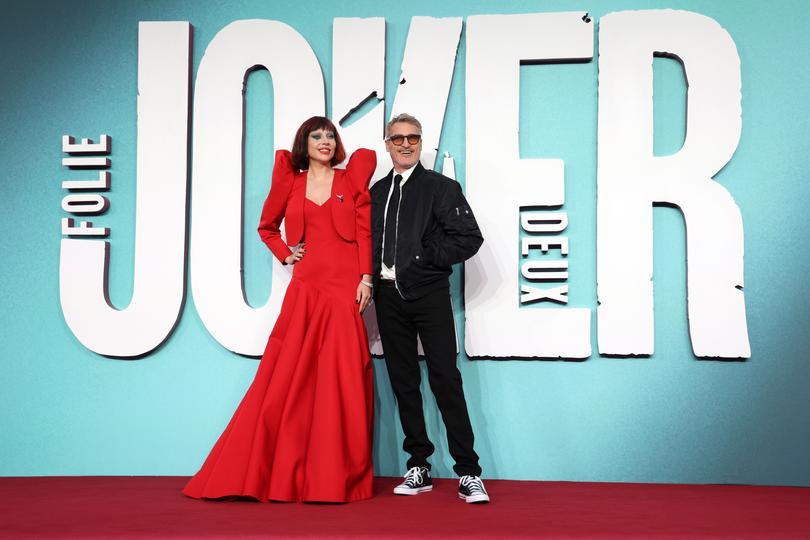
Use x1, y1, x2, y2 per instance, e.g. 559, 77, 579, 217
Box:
370, 176, 391, 195
417, 169, 461, 197
414, 166, 456, 189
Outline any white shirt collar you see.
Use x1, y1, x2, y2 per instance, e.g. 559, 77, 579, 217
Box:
393, 164, 416, 185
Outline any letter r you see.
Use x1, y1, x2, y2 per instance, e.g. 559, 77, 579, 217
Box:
597, 10, 750, 358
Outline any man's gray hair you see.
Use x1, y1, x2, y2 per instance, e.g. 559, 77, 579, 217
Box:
386, 113, 422, 136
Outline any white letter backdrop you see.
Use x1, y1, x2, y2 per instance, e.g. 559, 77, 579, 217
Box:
597, 10, 750, 358
59, 22, 191, 357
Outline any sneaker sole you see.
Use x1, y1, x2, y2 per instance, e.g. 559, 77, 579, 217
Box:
458, 493, 490, 503
393, 485, 433, 496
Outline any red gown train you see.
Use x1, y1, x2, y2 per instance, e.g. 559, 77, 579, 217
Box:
183, 149, 376, 503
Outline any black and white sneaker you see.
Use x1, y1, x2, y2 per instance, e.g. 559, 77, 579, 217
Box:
393, 466, 433, 495
458, 475, 490, 503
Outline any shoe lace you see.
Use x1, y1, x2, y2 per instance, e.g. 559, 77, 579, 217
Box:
404, 467, 424, 486
460, 475, 486, 494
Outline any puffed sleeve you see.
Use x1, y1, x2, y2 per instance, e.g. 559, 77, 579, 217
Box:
345, 148, 376, 276
258, 150, 296, 263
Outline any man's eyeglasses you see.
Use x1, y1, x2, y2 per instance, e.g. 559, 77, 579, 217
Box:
386, 134, 422, 146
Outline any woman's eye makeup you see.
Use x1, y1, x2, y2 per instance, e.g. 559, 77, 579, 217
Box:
309, 131, 335, 141
310, 131, 335, 141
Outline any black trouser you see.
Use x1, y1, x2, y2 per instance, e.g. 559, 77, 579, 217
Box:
375, 281, 481, 477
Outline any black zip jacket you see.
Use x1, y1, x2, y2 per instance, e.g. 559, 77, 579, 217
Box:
371, 162, 484, 300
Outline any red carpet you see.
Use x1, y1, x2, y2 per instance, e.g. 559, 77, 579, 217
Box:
0, 476, 808, 538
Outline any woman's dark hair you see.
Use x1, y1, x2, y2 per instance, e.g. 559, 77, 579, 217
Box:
290, 116, 346, 170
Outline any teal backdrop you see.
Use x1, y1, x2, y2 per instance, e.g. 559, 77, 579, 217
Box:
1, 0, 809, 486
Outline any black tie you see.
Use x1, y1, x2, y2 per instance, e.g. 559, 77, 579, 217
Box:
383, 174, 403, 267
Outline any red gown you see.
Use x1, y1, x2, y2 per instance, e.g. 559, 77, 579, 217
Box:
183, 149, 376, 503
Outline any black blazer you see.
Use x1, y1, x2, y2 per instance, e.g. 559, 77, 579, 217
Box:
370, 162, 483, 300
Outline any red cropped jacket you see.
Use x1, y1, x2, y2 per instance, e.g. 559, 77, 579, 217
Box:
257, 149, 376, 276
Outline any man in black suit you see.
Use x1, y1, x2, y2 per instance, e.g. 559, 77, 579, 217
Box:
371, 113, 489, 503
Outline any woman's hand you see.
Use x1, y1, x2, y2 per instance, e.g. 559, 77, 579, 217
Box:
284, 243, 305, 265
356, 274, 373, 313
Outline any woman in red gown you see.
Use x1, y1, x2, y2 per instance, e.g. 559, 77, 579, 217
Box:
183, 117, 377, 503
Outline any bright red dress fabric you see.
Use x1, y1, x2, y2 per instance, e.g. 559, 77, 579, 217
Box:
183, 151, 375, 503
